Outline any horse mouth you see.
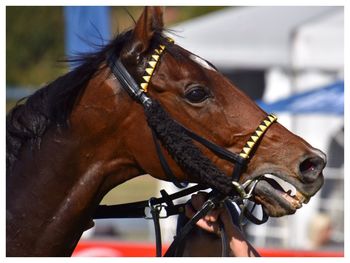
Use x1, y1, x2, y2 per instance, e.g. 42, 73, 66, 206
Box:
250, 174, 313, 217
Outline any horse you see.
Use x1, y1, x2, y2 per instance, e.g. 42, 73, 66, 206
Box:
6, 7, 326, 256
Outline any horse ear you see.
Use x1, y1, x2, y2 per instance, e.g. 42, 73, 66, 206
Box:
123, 7, 164, 61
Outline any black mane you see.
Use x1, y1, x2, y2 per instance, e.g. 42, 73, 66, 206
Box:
6, 29, 175, 174
6, 30, 135, 173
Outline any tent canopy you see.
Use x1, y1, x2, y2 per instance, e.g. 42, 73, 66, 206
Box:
292, 9, 344, 70
257, 80, 344, 115
171, 6, 342, 69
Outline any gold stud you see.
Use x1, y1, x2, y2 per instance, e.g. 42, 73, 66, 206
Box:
256, 130, 263, 137
247, 141, 255, 148
167, 37, 175, 43
268, 115, 277, 122
259, 125, 267, 131
143, 75, 151, 83
152, 55, 160, 61
145, 68, 154, 75
140, 83, 148, 92
240, 153, 248, 159
264, 120, 271, 126
242, 147, 251, 154
148, 61, 157, 68
155, 49, 160, 54
251, 135, 259, 142
160, 45, 165, 50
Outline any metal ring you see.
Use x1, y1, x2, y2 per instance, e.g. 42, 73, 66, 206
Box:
148, 197, 157, 212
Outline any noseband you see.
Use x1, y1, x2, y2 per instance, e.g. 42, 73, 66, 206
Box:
98, 37, 277, 256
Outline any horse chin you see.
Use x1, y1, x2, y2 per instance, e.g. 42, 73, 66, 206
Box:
250, 174, 313, 217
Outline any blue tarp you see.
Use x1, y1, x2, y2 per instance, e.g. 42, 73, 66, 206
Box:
64, 6, 111, 68
257, 80, 344, 115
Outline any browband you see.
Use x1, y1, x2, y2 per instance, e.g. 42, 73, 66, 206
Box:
140, 44, 166, 93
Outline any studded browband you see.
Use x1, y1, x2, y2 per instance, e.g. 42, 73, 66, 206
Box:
139, 38, 173, 93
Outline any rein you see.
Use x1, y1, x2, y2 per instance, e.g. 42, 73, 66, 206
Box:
93, 38, 277, 256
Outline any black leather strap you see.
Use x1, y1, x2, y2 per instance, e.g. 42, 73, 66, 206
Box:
93, 184, 205, 219
180, 124, 247, 166
149, 198, 162, 257
243, 205, 269, 225
219, 219, 229, 257
108, 55, 152, 107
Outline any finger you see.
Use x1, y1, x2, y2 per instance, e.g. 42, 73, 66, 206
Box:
203, 201, 226, 222
204, 209, 222, 222
196, 218, 221, 234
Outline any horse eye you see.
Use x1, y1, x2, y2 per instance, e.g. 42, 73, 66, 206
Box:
185, 87, 210, 103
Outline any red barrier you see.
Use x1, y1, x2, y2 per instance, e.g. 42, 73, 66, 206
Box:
73, 240, 168, 257
258, 248, 343, 257
73, 240, 344, 257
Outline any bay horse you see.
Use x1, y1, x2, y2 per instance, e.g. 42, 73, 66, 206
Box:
6, 7, 326, 256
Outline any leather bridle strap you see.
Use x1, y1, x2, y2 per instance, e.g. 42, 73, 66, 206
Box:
94, 184, 205, 219
108, 57, 152, 108
243, 203, 269, 225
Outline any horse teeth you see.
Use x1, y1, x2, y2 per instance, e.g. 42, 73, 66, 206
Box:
295, 192, 309, 204
284, 184, 296, 196
263, 174, 297, 196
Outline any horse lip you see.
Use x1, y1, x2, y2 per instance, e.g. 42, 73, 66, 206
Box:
261, 174, 310, 205
243, 169, 320, 201
252, 180, 300, 215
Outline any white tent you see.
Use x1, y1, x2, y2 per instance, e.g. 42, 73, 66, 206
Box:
171, 6, 341, 69
292, 9, 344, 71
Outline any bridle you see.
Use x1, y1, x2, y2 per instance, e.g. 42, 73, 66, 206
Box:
93, 37, 277, 256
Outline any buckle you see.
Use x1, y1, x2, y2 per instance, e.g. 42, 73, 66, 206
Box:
232, 179, 260, 199
144, 197, 168, 219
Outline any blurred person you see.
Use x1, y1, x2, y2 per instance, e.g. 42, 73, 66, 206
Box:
319, 126, 344, 247
307, 213, 333, 250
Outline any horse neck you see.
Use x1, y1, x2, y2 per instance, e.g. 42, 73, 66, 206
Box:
6, 72, 143, 256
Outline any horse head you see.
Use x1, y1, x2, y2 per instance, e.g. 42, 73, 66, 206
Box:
108, 7, 326, 217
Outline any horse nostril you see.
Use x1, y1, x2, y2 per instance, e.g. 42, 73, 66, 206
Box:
299, 156, 326, 183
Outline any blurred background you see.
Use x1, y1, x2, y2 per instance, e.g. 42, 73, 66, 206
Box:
6, 6, 344, 257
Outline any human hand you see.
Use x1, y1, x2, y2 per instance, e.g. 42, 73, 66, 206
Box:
184, 191, 260, 257
184, 192, 231, 235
